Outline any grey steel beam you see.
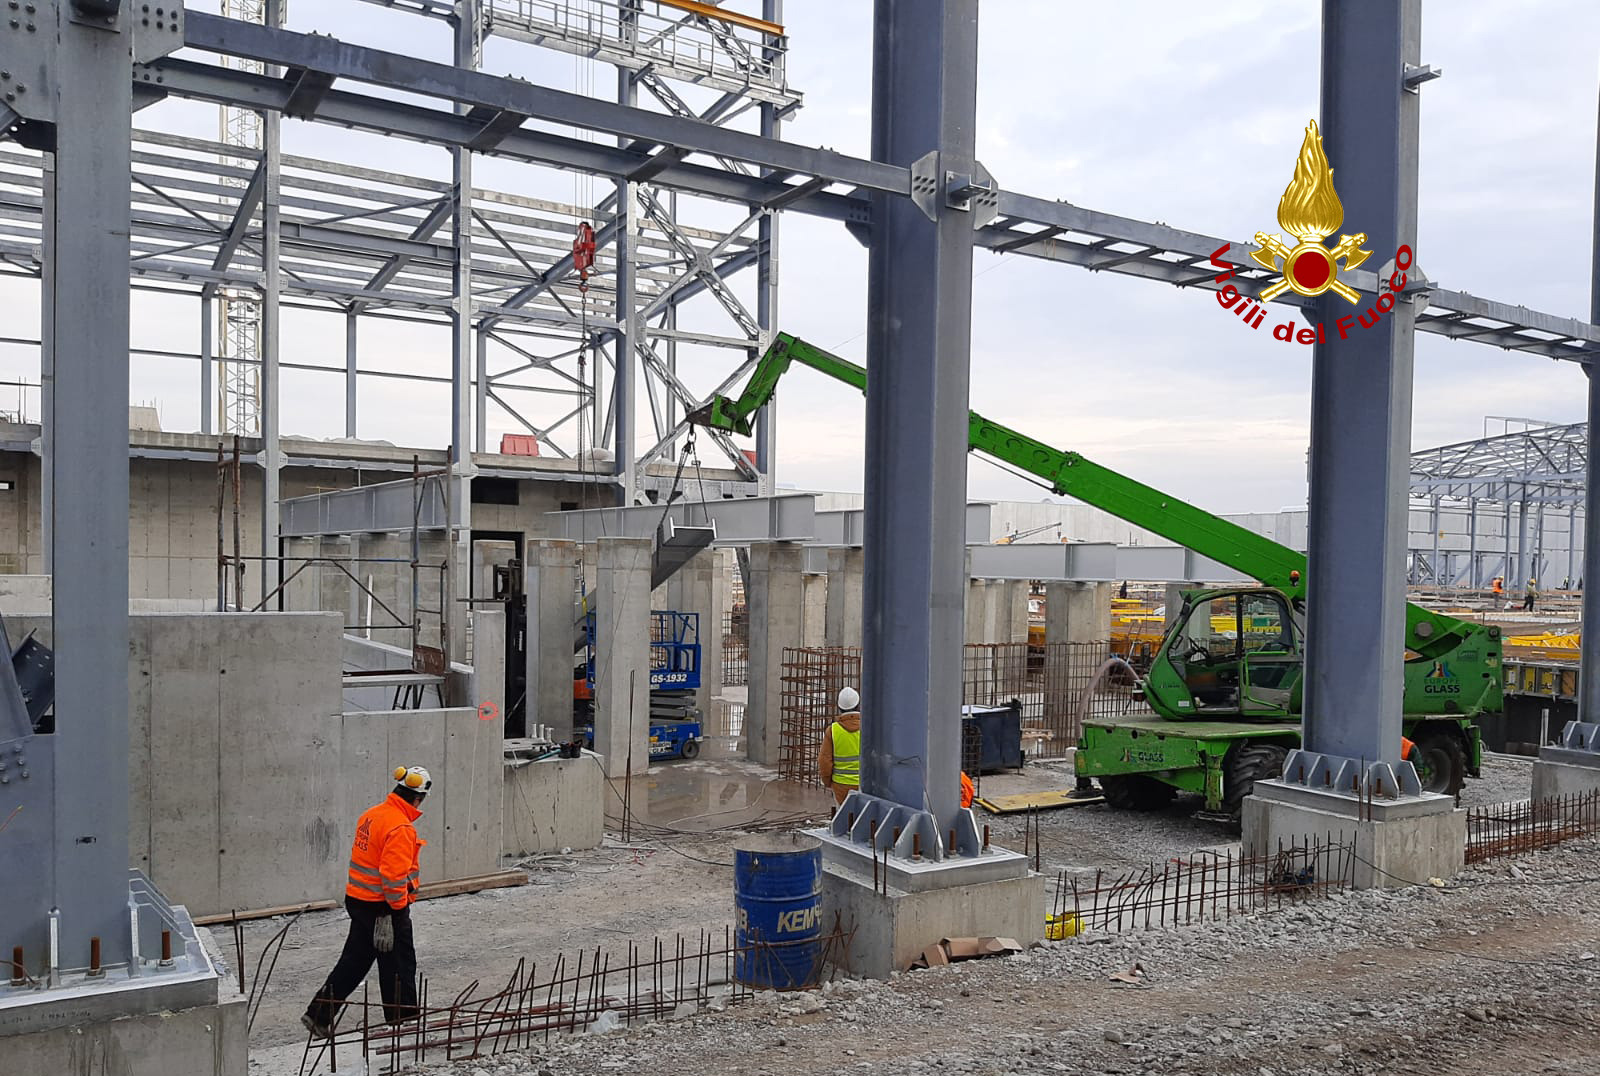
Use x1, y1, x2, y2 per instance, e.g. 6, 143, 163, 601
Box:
858, 0, 979, 841
45, 0, 136, 971
145, 59, 872, 225
544, 494, 816, 545
200, 158, 265, 298
613, 16, 639, 503
282, 66, 336, 120
261, 0, 285, 604
1582, 74, 1600, 723
345, 308, 358, 437
463, 103, 526, 152
281, 476, 449, 537
754, 0, 782, 496
1299, 0, 1420, 771
180, 13, 907, 195
200, 293, 213, 434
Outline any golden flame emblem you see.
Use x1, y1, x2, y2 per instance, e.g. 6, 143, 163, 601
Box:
1251, 120, 1371, 304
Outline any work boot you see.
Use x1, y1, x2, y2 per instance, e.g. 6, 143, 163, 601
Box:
301, 1012, 335, 1041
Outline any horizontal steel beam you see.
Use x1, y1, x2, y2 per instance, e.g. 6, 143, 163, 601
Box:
982, 192, 1600, 363
280, 476, 449, 537
145, 59, 870, 226
181, 14, 901, 194
546, 494, 816, 544
814, 503, 994, 547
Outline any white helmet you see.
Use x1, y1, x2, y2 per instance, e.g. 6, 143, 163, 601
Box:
838, 686, 860, 712
393, 765, 433, 795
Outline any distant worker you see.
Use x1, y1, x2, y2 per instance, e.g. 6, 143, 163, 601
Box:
960, 770, 975, 809
819, 687, 862, 806
1524, 578, 1539, 612
1401, 736, 1419, 767
1491, 576, 1504, 601
1563, 577, 1572, 591
1118, 581, 1130, 600
303, 766, 433, 1040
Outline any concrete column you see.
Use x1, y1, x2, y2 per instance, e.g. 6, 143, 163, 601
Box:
594, 537, 652, 776
1046, 581, 1113, 646
530, 540, 578, 740
997, 580, 1030, 644
1163, 582, 1197, 636
964, 578, 990, 644
802, 572, 828, 647
824, 546, 864, 648
747, 542, 805, 766
661, 548, 723, 716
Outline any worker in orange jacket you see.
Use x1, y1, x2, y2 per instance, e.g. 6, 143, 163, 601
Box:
303, 766, 432, 1039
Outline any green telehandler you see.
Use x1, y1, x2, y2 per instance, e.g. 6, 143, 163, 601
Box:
690, 333, 1497, 813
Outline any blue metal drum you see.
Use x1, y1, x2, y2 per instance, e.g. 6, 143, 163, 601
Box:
733, 832, 823, 990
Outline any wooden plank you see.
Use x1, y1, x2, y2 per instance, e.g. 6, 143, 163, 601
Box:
976, 790, 1105, 815
191, 871, 528, 927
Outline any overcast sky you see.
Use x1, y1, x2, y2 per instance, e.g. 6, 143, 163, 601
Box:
2, 1, 1596, 516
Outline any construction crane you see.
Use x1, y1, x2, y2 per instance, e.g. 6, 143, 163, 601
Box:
994, 522, 1063, 545
690, 333, 1497, 812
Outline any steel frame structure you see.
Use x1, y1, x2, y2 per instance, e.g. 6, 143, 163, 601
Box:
10, 0, 1600, 990
1407, 422, 1588, 588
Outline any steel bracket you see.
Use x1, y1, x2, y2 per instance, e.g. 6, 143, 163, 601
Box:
946, 161, 999, 228
830, 788, 981, 860
1402, 63, 1442, 93
1280, 747, 1423, 800
908, 150, 940, 222
0, 1, 59, 125
1559, 720, 1600, 753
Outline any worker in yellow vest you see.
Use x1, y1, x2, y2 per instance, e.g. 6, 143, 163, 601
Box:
818, 686, 862, 805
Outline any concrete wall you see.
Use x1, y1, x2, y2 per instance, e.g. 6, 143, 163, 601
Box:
338, 707, 503, 885
0, 442, 595, 611
594, 537, 652, 777
0, 603, 501, 917
502, 752, 605, 856
824, 546, 863, 648
801, 572, 828, 647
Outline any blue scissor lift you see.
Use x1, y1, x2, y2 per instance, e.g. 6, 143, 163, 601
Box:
579, 610, 705, 760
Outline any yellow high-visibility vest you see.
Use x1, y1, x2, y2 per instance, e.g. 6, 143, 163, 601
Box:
830, 721, 861, 786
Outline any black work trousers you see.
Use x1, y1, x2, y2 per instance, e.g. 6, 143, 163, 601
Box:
305, 896, 418, 1028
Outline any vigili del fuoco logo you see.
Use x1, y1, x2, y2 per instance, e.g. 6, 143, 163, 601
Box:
1208, 120, 1413, 345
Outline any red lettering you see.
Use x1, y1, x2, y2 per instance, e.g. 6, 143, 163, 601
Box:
1389, 270, 1407, 291
1209, 243, 1231, 269
1395, 244, 1412, 271
1296, 327, 1316, 345
1217, 284, 1241, 309
1273, 322, 1295, 342
1376, 292, 1395, 314
1337, 315, 1356, 339
1358, 307, 1380, 328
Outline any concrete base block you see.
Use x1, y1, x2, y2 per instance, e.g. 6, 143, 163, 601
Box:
1242, 780, 1465, 890
2, 992, 247, 1076
1532, 750, 1600, 801
821, 864, 1044, 978
502, 749, 605, 856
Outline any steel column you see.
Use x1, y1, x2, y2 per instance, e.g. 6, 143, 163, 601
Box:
753, 0, 782, 496
1516, 492, 1530, 591
1429, 496, 1441, 584
858, 0, 979, 837
200, 294, 214, 435
47, 0, 135, 967
345, 308, 358, 437
260, 0, 284, 603
1567, 503, 1578, 587
1580, 76, 1600, 719
1467, 499, 1478, 587
612, 4, 640, 501
1300, 0, 1420, 767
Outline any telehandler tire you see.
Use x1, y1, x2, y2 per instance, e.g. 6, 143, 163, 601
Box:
1099, 774, 1177, 812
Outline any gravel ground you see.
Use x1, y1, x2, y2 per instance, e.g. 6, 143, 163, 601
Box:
352, 832, 1600, 1076
981, 753, 1534, 879
250, 754, 1559, 1076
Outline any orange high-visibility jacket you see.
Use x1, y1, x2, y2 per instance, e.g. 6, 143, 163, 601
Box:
346, 792, 426, 910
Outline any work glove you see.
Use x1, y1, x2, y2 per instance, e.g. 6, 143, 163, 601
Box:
373, 914, 395, 954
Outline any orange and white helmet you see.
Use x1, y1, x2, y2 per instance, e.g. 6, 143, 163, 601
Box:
393, 765, 433, 794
